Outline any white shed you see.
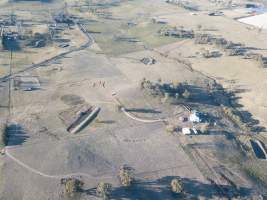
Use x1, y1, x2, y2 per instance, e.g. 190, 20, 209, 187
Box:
189, 110, 201, 123
182, 127, 191, 135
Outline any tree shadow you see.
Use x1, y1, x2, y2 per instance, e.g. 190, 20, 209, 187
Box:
243, 46, 267, 51
263, 57, 267, 68
109, 176, 253, 200
173, 83, 266, 133
95, 120, 116, 124
149, 80, 265, 134
168, 83, 241, 107
6, 124, 29, 146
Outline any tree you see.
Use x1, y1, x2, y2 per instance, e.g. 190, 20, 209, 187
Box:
258, 27, 263, 34
172, 80, 181, 90
166, 124, 176, 134
182, 89, 191, 99
119, 165, 133, 187
197, 24, 202, 31
170, 178, 183, 194
63, 178, 84, 197
256, 54, 265, 68
199, 123, 209, 134
162, 92, 170, 103
96, 182, 112, 200
140, 78, 146, 89
115, 104, 122, 112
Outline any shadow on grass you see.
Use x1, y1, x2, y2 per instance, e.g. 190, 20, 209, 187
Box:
125, 108, 161, 114
109, 176, 253, 200
6, 124, 29, 146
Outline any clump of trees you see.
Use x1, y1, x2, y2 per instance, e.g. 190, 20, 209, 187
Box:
96, 182, 112, 200
195, 33, 251, 57
140, 78, 191, 102
159, 26, 195, 39
119, 165, 134, 187
61, 177, 84, 198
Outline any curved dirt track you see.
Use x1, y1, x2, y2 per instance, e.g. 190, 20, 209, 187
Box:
5, 147, 114, 180
121, 107, 166, 123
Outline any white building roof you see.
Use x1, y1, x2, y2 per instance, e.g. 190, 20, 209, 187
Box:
189, 110, 201, 123
182, 127, 191, 135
